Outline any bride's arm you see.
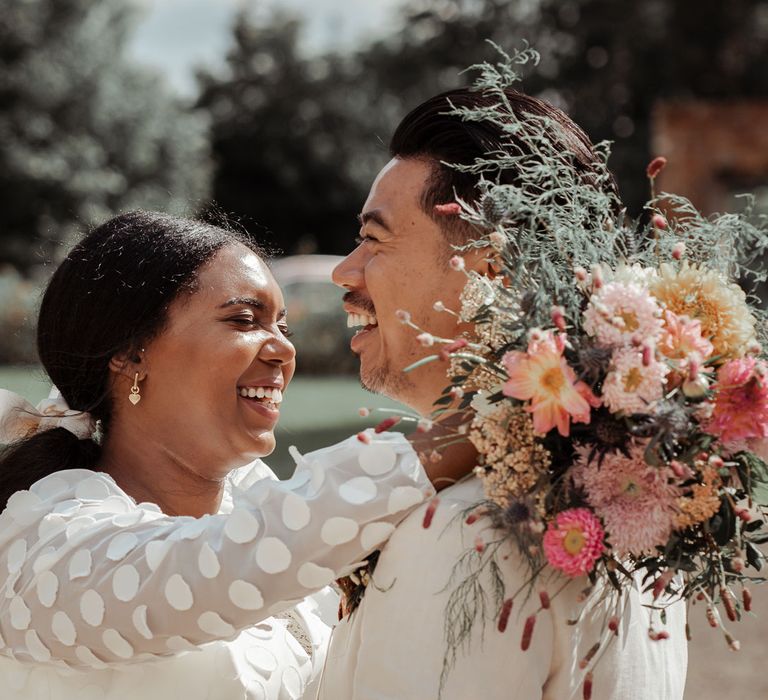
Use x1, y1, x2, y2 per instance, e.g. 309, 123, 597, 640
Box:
0, 431, 432, 667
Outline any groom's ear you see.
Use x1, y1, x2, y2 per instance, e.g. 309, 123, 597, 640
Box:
463, 246, 506, 284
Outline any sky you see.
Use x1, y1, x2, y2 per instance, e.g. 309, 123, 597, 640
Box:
127, 0, 403, 95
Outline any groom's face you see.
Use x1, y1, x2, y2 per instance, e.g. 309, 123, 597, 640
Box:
333, 158, 471, 415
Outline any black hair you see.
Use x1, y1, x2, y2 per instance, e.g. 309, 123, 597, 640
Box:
389, 87, 620, 240
0, 210, 264, 510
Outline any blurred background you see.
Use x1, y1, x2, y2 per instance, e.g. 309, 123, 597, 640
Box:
1, 1, 768, 696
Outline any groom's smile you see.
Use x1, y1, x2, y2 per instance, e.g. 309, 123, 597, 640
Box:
333, 158, 477, 415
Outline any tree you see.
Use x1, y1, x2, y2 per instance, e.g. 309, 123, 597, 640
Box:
197, 12, 372, 256
0, 0, 212, 271
354, 0, 768, 215
199, 0, 768, 255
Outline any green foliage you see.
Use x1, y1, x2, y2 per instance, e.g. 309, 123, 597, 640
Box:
4, 0, 768, 267
0, 0, 211, 271
735, 451, 768, 507
196, 12, 374, 255
199, 0, 768, 256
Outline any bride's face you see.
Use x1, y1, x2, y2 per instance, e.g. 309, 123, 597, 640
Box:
120, 243, 295, 472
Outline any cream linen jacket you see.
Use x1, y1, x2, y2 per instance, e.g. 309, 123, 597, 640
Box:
319, 477, 688, 700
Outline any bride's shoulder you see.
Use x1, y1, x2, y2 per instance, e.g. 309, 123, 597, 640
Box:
10, 468, 121, 506
0, 468, 134, 545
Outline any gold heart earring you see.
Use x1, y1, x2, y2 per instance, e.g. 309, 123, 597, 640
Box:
129, 373, 141, 405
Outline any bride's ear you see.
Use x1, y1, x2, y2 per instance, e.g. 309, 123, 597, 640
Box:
108, 346, 147, 380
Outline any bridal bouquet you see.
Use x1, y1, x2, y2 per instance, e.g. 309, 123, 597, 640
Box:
401, 45, 768, 697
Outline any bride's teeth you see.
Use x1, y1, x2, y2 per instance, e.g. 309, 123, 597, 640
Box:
238, 386, 283, 405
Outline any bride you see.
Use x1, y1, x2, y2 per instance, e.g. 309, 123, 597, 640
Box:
0, 210, 459, 699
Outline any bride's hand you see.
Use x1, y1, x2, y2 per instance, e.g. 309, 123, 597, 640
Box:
406, 410, 478, 492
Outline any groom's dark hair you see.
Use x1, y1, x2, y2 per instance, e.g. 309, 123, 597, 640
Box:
389, 87, 619, 241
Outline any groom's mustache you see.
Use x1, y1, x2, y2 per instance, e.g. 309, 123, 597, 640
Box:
343, 291, 376, 315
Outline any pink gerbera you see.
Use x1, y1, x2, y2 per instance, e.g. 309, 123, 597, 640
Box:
543, 508, 605, 577
502, 331, 601, 437
706, 357, 768, 444
573, 443, 680, 556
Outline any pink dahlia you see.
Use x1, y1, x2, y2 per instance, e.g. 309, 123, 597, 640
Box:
543, 508, 605, 577
503, 331, 601, 437
706, 357, 768, 444
583, 281, 663, 348
602, 347, 669, 415
573, 443, 681, 556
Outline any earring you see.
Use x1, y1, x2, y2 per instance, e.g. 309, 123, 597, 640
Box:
129, 373, 141, 405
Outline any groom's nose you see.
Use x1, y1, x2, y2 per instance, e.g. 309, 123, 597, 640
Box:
332, 246, 366, 291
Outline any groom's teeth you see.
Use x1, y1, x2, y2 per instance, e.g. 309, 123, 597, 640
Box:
346, 312, 378, 328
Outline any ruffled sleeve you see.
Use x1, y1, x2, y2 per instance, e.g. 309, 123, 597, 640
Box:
0, 432, 432, 668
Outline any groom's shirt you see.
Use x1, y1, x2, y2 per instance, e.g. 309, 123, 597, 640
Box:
318, 477, 687, 700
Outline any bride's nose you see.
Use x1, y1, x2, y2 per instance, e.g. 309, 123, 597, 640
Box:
258, 331, 295, 366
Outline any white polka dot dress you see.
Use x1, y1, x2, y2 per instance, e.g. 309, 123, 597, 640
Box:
0, 432, 433, 699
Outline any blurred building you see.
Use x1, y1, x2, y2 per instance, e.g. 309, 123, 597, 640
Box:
270, 254, 359, 375
652, 100, 768, 214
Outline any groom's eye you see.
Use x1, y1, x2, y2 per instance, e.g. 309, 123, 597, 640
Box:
355, 234, 379, 245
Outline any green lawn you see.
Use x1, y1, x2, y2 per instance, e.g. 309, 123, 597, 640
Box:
0, 366, 407, 478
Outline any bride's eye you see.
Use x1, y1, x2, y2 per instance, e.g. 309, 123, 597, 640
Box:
230, 316, 256, 326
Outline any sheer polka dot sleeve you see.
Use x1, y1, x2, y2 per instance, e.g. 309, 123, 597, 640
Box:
0, 432, 433, 668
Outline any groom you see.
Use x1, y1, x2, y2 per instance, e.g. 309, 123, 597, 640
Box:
319, 88, 688, 699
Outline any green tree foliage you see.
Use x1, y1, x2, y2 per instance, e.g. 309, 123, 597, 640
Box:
196, 13, 375, 255
0, 0, 212, 271
358, 0, 768, 216
200, 0, 768, 256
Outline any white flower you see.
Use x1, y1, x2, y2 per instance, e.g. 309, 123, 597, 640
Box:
583, 281, 663, 348
609, 263, 658, 289
459, 272, 500, 322
602, 347, 668, 415
470, 387, 505, 418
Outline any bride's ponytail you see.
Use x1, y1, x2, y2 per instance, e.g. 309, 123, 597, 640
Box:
0, 429, 101, 508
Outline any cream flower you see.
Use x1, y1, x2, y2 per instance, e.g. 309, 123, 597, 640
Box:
650, 263, 757, 361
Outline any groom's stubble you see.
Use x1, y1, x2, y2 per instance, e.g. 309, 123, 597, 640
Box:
342, 291, 416, 398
